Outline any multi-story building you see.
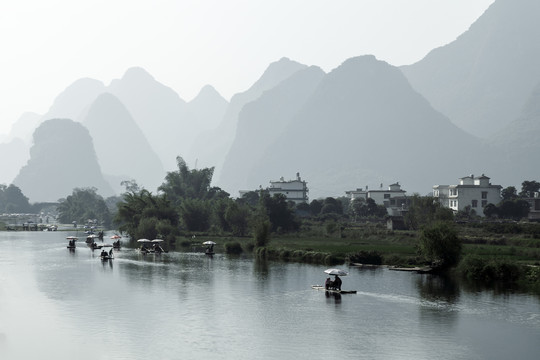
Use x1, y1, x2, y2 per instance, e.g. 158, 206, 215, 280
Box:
346, 182, 407, 215
267, 173, 309, 204
433, 174, 502, 216
524, 192, 540, 221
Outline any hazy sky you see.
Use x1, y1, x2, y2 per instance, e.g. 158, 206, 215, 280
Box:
0, 0, 494, 135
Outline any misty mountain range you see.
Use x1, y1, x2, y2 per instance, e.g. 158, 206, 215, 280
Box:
2, 0, 539, 203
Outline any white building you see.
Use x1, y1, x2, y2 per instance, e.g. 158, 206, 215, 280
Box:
267, 173, 309, 204
524, 192, 540, 221
346, 182, 407, 215
433, 174, 502, 216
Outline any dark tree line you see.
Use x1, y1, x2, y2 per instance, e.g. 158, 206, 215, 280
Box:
57, 187, 112, 227
0, 184, 32, 213
112, 157, 299, 245
483, 180, 540, 220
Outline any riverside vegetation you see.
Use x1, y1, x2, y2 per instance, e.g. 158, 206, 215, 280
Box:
1, 157, 540, 294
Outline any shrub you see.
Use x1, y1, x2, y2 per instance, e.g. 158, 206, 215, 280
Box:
347, 250, 383, 265
254, 218, 270, 247
418, 222, 462, 269
224, 241, 243, 254
457, 255, 522, 283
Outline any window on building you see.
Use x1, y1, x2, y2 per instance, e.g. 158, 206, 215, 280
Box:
482, 191, 488, 199
472, 200, 478, 208
482, 200, 487, 207
450, 189, 457, 196
384, 194, 390, 199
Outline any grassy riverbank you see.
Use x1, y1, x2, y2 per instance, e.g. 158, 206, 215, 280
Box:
201, 220, 540, 294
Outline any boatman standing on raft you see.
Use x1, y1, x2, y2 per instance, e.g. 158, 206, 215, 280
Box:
333, 275, 342, 291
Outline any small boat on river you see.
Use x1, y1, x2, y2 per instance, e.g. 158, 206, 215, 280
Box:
66, 236, 78, 249
311, 285, 357, 294
99, 248, 114, 261
203, 241, 216, 255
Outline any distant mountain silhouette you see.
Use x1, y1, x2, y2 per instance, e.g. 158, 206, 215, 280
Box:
486, 81, 540, 183
82, 93, 165, 193
218, 65, 326, 194
186, 85, 228, 132
235, 56, 486, 198
0, 138, 29, 186
108, 67, 193, 171
42, 78, 106, 122
189, 57, 308, 179
6, 112, 41, 144
13, 119, 114, 202
0, 112, 40, 185
401, 0, 540, 138
0, 78, 106, 188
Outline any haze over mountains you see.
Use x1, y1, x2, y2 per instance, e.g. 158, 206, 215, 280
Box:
13, 119, 114, 202
81, 93, 165, 194
2, 0, 539, 203
401, 0, 540, 138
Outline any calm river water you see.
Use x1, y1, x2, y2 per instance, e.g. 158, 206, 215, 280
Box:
0, 231, 539, 360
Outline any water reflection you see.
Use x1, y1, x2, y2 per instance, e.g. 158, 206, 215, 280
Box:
2, 232, 540, 360
325, 291, 342, 305
254, 257, 269, 280
416, 274, 460, 304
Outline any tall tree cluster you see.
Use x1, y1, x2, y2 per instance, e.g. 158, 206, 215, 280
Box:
484, 180, 539, 220
0, 184, 31, 213
57, 187, 111, 227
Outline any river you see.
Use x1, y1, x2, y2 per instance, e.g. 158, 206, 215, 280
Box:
0, 231, 539, 360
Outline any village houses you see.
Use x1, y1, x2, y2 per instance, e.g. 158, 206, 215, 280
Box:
433, 174, 502, 217
345, 182, 407, 216
242, 173, 540, 221
239, 173, 309, 205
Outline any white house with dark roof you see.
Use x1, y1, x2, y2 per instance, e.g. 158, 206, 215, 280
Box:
346, 182, 407, 215
433, 174, 502, 216
267, 172, 309, 204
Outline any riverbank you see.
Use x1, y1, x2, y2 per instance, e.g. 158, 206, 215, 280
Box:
180, 220, 540, 294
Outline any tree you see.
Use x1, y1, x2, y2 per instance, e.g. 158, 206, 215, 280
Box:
120, 179, 141, 194
212, 197, 232, 232
179, 199, 211, 232
238, 191, 260, 207
225, 202, 251, 236
158, 156, 215, 206
260, 193, 298, 232
295, 201, 311, 216
57, 187, 111, 227
418, 222, 462, 269
114, 189, 179, 241
320, 197, 343, 215
351, 197, 387, 218
501, 186, 518, 201
253, 215, 271, 248
309, 199, 323, 216
498, 199, 530, 220
0, 184, 31, 213
483, 203, 499, 218
404, 195, 453, 230
519, 180, 540, 198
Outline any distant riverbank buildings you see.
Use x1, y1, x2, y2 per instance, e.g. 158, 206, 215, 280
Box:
239, 173, 309, 205
246, 172, 539, 221
433, 174, 502, 217
345, 182, 408, 216
267, 173, 309, 204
